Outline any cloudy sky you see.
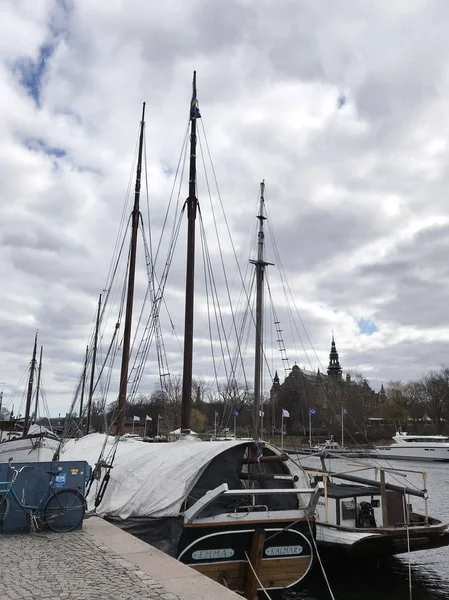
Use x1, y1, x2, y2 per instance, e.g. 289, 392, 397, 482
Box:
1, 0, 449, 417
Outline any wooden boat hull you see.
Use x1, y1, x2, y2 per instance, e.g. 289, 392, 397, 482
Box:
178, 521, 313, 593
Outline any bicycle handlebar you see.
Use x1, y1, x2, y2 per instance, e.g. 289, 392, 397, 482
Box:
8, 458, 34, 477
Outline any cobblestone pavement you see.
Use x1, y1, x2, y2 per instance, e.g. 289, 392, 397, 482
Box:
0, 529, 181, 600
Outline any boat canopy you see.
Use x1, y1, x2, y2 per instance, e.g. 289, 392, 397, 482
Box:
62, 435, 306, 519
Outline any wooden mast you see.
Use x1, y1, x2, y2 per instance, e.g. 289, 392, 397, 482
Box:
250, 182, 271, 440
23, 331, 38, 435
33, 345, 43, 423
86, 294, 101, 434
181, 71, 200, 434
115, 102, 146, 435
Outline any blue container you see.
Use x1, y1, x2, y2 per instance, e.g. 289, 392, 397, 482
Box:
0, 460, 88, 533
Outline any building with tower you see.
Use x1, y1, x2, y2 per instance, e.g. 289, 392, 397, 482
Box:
270, 334, 380, 437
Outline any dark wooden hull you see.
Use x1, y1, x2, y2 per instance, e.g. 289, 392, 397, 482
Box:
178, 519, 314, 593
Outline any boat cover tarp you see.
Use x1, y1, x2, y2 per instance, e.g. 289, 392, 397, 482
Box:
61, 434, 254, 519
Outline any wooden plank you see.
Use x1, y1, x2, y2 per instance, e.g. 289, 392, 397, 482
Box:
244, 529, 265, 600
190, 555, 312, 591
183, 517, 309, 527
191, 561, 245, 592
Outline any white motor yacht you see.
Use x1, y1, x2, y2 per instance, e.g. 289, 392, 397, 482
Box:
373, 431, 449, 462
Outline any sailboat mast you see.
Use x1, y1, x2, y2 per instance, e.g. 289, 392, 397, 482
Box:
86, 294, 101, 434
181, 72, 200, 433
79, 345, 88, 421
115, 102, 146, 435
23, 332, 38, 436
33, 345, 43, 423
251, 182, 270, 440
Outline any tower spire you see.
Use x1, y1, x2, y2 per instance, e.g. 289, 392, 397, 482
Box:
327, 333, 342, 380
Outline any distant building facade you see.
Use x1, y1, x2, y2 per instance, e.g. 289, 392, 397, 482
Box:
270, 335, 381, 436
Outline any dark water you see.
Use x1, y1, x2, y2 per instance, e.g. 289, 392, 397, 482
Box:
280, 456, 449, 600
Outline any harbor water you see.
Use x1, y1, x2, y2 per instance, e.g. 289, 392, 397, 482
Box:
282, 455, 449, 600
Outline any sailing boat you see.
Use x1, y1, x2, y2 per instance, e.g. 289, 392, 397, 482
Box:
0, 333, 60, 463
62, 74, 324, 598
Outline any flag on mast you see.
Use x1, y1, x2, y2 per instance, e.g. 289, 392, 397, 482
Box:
282, 409, 290, 418
146, 415, 152, 421
133, 415, 140, 422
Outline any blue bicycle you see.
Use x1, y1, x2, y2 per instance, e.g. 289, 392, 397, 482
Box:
0, 459, 86, 533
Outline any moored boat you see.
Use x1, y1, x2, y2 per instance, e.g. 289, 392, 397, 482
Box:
372, 431, 449, 462
62, 74, 324, 599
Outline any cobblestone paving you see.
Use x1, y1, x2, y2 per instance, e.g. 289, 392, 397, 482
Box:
0, 529, 181, 600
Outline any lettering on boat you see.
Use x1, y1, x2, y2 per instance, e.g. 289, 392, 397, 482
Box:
192, 548, 235, 560
265, 545, 303, 557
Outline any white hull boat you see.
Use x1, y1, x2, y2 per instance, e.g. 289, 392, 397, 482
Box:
373, 432, 449, 462
0, 425, 60, 463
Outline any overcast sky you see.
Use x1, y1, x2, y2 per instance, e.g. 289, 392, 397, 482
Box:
1, 0, 449, 417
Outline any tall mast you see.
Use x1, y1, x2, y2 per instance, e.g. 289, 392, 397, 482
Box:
181, 72, 200, 433
23, 331, 38, 436
79, 345, 88, 423
33, 345, 43, 423
250, 182, 271, 440
115, 102, 146, 435
86, 294, 101, 434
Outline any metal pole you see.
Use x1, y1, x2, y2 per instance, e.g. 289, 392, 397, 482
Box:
234, 413, 236, 438
380, 469, 388, 526
281, 412, 284, 449
23, 332, 38, 436
132, 419, 135, 435
341, 406, 344, 448
309, 410, 312, 447
33, 346, 43, 424
79, 345, 88, 423
157, 414, 160, 437
214, 412, 217, 439
87, 294, 102, 434
144, 418, 147, 438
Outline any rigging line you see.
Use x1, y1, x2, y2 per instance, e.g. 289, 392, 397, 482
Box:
262, 189, 320, 367
200, 215, 221, 395
153, 122, 190, 267
2, 366, 29, 409
199, 207, 241, 391
264, 220, 315, 369
198, 122, 258, 382
92, 321, 120, 397
142, 125, 154, 275
197, 128, 248, 388
102, 131, 140, 296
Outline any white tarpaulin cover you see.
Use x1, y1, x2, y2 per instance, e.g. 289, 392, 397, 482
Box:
61, 434, 252, 520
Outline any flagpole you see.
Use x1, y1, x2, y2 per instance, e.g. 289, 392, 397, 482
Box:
144, 417, 147, 438
214, 412, 217, 439
157, 414, 160, 437
234, 412, 236, 438
341, 406, 344, 448
132, 419, 135, 435
309, 410, 312, 447
281, 411, 284, 449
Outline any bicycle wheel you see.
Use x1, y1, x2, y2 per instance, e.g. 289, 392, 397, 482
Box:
44, 489, 85, 533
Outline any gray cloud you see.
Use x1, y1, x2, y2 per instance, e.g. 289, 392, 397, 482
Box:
1, 0, 449, 416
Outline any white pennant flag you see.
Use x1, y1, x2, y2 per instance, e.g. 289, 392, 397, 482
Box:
282, 409, 290, 418
146, 415, 152, 421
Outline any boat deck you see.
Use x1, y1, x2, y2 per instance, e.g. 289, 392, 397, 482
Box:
0, 516, 240, 600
